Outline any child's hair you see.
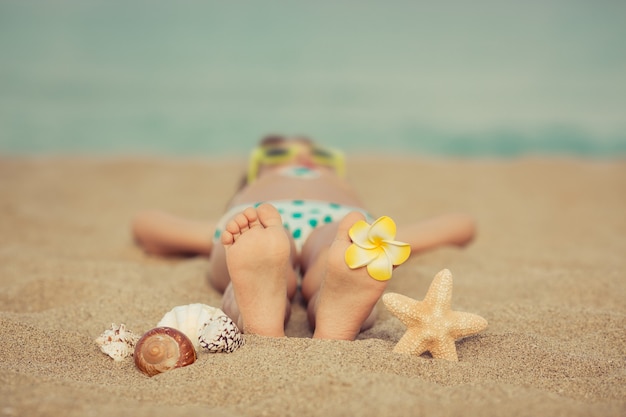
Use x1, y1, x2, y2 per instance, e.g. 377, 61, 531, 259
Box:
258, 134, 313, 147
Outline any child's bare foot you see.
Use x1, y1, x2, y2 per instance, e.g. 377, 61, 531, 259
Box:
221, 204, 294, 337
311, 212, 389, 340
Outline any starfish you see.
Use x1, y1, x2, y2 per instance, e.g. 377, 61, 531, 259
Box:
382, 269, 487, 361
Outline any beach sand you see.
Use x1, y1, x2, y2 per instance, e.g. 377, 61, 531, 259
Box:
0, 155, 624, 416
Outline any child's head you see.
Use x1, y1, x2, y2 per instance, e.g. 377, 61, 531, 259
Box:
246, 135, 345, 184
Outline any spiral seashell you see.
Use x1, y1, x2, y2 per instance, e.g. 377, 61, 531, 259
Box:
134, 327, 196, 377
199, 314, 245, 353
156, 303, 243, 352
95, 323, 139, 361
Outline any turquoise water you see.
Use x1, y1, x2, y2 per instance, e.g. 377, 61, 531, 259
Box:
1, 0, 625, 157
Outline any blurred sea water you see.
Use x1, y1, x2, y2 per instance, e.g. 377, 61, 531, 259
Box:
1, 0, 625, 157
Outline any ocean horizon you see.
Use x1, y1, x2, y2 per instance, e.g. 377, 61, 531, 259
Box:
1, 0, 625, 158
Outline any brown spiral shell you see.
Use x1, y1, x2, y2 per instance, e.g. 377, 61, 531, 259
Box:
134, 327, 196, 377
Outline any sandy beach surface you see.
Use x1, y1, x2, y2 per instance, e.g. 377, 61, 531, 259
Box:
1, 155, 624, 417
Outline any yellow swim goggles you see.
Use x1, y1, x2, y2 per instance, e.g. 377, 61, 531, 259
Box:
247, 143, 346, 184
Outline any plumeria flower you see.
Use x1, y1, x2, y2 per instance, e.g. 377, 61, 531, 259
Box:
345, 216, 411, 281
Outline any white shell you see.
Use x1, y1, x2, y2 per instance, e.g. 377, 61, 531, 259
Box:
95, 323, 139, 361
199, 314, 245, 353
157, 303, 243, 353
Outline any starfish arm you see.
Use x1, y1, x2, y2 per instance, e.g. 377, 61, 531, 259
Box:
429, 339, 459, 361
446, 311, 488, 339
382, 293, 423, 326
422, 269, 453, 313
392, 330, 430, 356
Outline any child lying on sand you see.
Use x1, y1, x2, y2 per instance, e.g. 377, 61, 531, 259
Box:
132, 135, 475, 340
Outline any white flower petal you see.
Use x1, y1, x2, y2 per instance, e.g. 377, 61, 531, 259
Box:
368, 216, 397, 243
344, 215, 411, 281
382, 241, 411, 266
345, 244, 381, 269
366, 252, 394, 281
349, 220, 376, 249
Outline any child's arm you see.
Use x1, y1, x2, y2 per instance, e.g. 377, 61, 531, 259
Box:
131, 210, 216, 257
396, 213, 476, 254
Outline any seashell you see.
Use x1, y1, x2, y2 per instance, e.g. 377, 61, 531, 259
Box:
199, 314, 245, 353
95, 323, 139, 361
134, 327, 196, 377
157, 303, 243, 353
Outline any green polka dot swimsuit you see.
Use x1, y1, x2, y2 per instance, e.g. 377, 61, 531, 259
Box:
214, 200, 375, 252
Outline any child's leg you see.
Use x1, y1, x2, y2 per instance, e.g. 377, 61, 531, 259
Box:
131, 210, 215, 256
217, 204, 298, 337
299, 211, 476, 340
300, 211, 388, 340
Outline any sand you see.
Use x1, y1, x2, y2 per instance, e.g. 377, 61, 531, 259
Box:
0, 155, 624, 417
